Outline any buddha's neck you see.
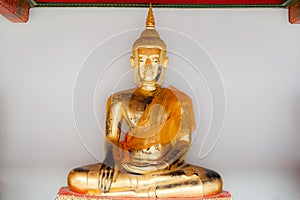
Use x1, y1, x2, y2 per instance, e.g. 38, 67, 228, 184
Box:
139, 81, 160, 91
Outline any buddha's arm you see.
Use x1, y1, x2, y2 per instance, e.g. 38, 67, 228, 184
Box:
163, 97, 194, 166
100, 95, 123, 192
104, 96, 123, 163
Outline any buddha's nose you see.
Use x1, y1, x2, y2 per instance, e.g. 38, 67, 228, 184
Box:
145, 59, 152, 70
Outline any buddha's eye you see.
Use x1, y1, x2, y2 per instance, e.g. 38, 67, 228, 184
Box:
153, 59, 158, 63
139, 59, 145, 63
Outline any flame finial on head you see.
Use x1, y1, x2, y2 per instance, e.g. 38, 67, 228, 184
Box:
132, 3, 166, 55
146, 3, 155, 28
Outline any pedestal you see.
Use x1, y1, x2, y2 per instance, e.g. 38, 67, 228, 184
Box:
55, 187, 232, 200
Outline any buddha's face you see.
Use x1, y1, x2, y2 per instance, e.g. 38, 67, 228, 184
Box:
137, 48, 161, 82
130, 47, 168, 86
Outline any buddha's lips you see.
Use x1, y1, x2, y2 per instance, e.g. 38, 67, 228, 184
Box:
144, 71, 153, 76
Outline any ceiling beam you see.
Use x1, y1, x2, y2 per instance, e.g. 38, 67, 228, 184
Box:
0, 0, 30, 22
1, 0, 299, 24
289, 0, 300, 23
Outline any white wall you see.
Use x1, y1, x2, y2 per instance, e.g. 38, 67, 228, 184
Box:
0, 7, 300, 200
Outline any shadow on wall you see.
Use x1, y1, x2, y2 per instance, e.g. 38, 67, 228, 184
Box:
0, 179, 15, 200
0, 98, 6, 199
0, 180, 6, 199
295, 95, 300, 169
0, 97, 3, 167
0, 97, 20, 199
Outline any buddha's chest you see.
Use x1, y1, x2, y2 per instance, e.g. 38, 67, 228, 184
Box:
124, 94, 155, 128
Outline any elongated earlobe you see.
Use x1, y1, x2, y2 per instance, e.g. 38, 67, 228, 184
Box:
160, 68, 165, 85
130, 56, 138, 85
163, 57, 168, 68
134, 67, 138, 85
160, 57, 168, 85
130, 56, 135, 68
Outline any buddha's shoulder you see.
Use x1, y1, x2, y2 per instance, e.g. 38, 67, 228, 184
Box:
165, 86, 192, 102
106, 88, 136, 104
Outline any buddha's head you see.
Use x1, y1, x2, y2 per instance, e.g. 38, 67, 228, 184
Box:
130, 4, 168, 86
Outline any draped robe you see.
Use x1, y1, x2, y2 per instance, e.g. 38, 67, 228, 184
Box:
117, 86, 196, 169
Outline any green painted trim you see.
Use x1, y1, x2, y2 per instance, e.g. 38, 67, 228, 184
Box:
28, 0, 38, 8
33, 2, 285, 8
282, 0, 299, 7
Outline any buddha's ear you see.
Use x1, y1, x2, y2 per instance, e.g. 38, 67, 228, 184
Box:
130, 56, 135, 68
163, 57, 168, 68
130, 56, 138, 85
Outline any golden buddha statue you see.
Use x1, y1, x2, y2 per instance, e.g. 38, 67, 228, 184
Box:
67, 5, 223, 198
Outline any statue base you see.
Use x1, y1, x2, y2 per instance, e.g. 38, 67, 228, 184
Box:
55, 187, 232, 200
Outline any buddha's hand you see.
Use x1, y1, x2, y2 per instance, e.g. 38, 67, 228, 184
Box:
99, 163, 115, 192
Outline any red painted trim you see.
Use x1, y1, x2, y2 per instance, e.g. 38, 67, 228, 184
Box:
36, 0, 284, 5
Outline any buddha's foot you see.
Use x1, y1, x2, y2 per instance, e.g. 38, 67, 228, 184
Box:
68, 163, 222, 198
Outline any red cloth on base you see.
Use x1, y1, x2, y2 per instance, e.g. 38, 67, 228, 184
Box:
56, 187, 232, 200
